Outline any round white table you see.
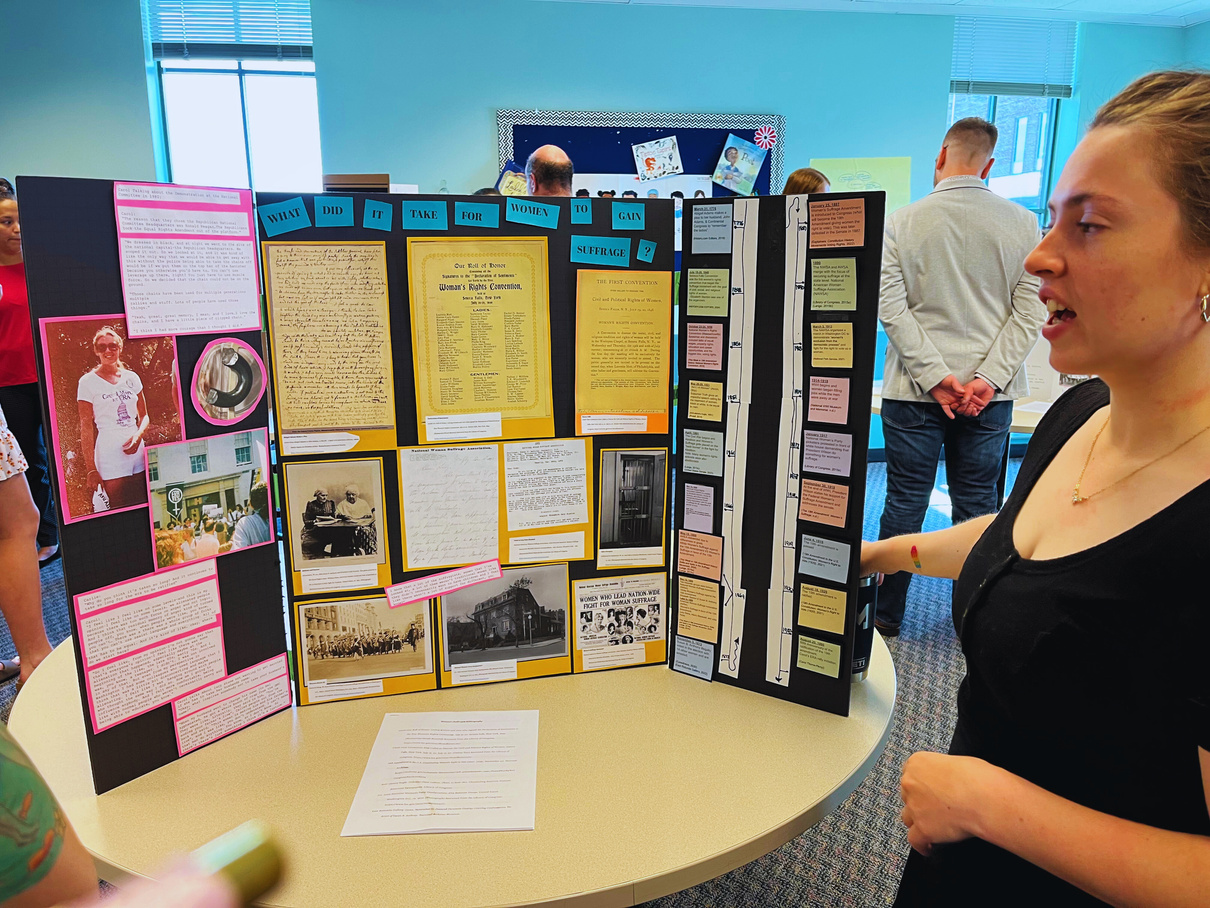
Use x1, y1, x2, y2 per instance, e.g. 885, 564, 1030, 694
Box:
11, 638, 895, 907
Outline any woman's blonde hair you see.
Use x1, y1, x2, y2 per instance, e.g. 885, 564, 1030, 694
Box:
92, 326, 128, 369
1092, 70, 1210, 252
783, 168, 830, 195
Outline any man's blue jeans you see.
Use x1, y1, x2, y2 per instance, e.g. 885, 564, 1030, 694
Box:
876, 398, 1013, 627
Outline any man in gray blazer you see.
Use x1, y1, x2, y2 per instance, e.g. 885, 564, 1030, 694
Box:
875, 117, 1045, 635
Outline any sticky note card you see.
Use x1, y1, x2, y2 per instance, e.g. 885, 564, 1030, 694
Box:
613, 202, 645, 230
678, 530, 723, 581
798, 584, 847, 635
686, 269, 730, 317
314, 196, 353, 228
683, 483, 714, 532
508, 197, 560, 229
672, 635, 714, 680
677, 575, 720, 642
692, 203, 732, 253
571, 198, 592, 224
637, 239, 656, 263
403, 200, 448, 230
798, 534, 851, 585
686, 322, 724, 370
687, 380, 723, 422
682, 429, 724, 476
258, 196, 311, 236
808, 376, 850, 425
454, 201, 499, 229
799, 479, 849, 528
362, 198, 392, 231
797, 635, 842, 678
570, 235, 630, 267
802, 430, 853, 478
811, 257, 857, 310
810, 198, 865, 248
811, 322, 854, 369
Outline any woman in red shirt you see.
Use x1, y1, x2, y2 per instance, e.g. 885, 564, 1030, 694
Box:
0, 186, 58, 564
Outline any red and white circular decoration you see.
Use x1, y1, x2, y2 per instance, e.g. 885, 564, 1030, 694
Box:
754, 125, 778, 150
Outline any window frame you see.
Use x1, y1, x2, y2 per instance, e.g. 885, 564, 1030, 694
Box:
156, 58, 318, 189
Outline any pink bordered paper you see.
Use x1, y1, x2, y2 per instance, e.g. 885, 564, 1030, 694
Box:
189, 337, 269, 427
113, 181, 262, 338
171, 653, 292, 756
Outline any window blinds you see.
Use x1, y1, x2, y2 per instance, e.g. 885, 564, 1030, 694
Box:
145, 0, 313, 60
951, 18, 1077, 99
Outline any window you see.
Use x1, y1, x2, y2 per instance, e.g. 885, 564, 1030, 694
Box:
235, 432, 252, 465
949, 18, 1076, 223
189, 440, 208, 474
148, 451, 159, 482
144, 1, 321, 192
947, 94, 1059, 221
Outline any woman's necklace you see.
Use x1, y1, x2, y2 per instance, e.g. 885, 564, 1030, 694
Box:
1072, 415, 1210, 504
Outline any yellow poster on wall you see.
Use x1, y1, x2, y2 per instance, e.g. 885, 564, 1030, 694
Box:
407, 236, 555, 444
574, 269, 672, 435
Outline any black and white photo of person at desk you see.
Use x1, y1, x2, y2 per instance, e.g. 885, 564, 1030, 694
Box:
285, 459, 385, 568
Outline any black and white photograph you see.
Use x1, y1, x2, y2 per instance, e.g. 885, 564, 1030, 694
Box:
301, 597, 430, 685
597, 449, 667, 568
440, 563, 569, 669
283, 458, 387, 569
573, 573, 666, 650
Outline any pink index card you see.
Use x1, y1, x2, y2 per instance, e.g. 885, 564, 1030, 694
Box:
808, 376, 850, 425
386, 560, 502, 609
685, 322, 724, 371
113, 182, 261, 337
172, 653, 292, 756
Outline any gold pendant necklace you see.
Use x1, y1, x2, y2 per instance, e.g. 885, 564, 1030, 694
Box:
1072, 415, 1210, 504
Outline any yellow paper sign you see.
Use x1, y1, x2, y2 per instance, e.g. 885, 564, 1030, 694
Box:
797, 635, 841, 678
677, 575, 720, 643
686, 380, 723, 423
797, 583, 846, 635
686, 269, 730, 317
811, 258, 857, 310
811, 322, 853, 369
798, 479, 849, 528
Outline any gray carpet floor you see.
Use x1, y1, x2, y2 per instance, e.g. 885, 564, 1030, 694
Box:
4, 459, 1020, 907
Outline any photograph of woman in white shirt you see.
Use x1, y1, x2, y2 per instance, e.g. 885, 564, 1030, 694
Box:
76, 326, 149, 510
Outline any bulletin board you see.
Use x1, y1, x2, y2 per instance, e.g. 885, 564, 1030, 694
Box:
670, 191, 885, 716
19, 176, 290, 794
255, 192, 677, 705
498, 110, 786, 197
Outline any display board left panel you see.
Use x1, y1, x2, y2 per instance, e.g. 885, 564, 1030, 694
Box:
19, 177, 290, 794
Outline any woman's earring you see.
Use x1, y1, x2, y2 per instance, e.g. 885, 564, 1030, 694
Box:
1203, 293, 1210, 323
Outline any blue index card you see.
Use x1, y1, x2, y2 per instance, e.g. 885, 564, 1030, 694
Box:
314, 196, 353, 227
570, 235, 631, 267
403, 200, 448, 230
637, 239, 657, 263
571, 198, 592, 224
258, 196, 310, 237
507, 197, 560, 229
454, 201, 499, 229
612, 201, 645, 230
672, 636, 714, 681
362, 199, 393, 231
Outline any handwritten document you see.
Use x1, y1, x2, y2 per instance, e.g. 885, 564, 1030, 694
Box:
342, 711, 539, 835
575, 270, 671, 433
503, 438, 589, 532
400, 445, 499, 569
408, 237, 553, 438
264, 242, 396, 433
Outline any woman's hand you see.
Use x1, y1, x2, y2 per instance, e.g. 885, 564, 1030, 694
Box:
121, 430, 144, 455
900, 752, 999, 855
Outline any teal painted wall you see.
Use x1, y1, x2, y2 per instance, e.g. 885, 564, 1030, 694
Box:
1185, 21, 1210, 64
0, 1, 156, 182
311, 0, 954, 200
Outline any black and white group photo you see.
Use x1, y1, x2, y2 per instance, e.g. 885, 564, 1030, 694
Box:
440, 563, 569, 668
283, 458, 387, 568
301, 598, 430, 685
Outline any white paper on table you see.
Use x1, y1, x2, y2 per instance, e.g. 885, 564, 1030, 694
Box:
342, 710, 539, 836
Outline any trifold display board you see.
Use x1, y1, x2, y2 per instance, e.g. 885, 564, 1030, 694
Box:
670, 193, 884, 717
255, 191, 676, 704
19, 177, 290, 793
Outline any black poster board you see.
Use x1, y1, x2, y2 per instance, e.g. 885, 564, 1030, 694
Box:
254, 192, 676, 703
671, 192, 884, 716
19, 176, 288, 794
